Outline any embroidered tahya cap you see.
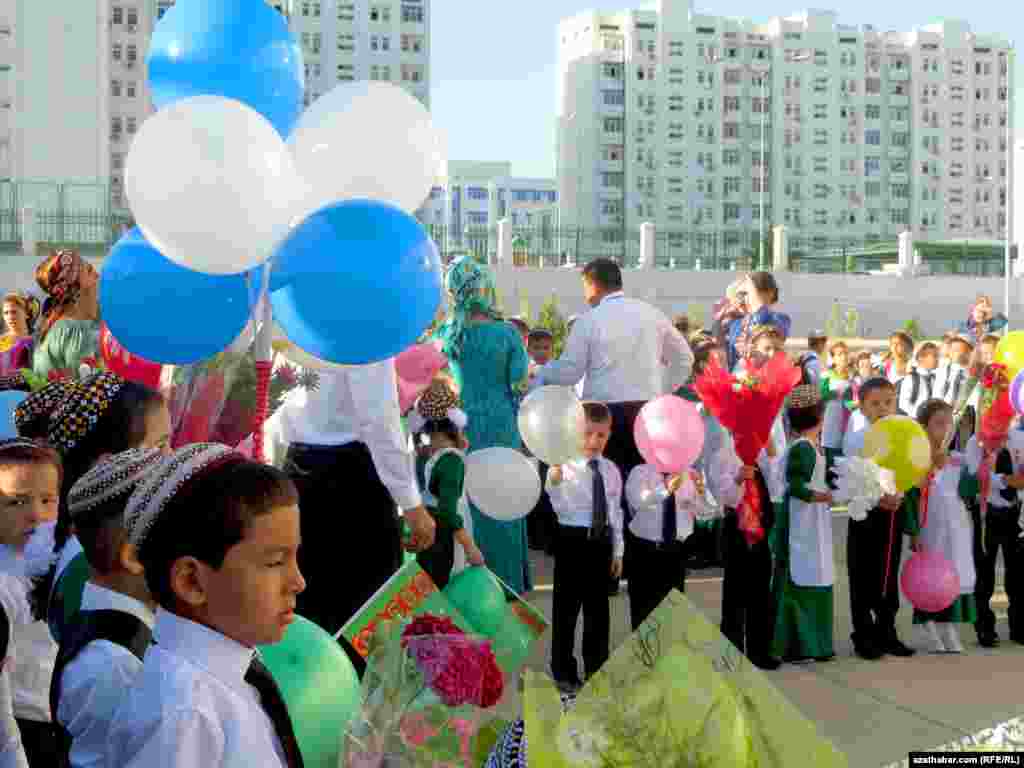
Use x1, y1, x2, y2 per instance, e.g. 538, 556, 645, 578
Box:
68, 447, 165, 525
123, 443, 239, 549
14, 373, 126, 455
788, 384, 822, 410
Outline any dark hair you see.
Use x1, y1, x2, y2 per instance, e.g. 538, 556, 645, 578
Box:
0, 442, 63, 488
859, 377, 896, 402
581, 258, 623, 292
748, 272, 779, 304
788, 402, 825, 433
582, 401, 612, 424
691, 339, 721, 376
527, 329, 553, 345
672, 314, 690, 337
416, 418, 462, 446
29, 382, 165, 619
807, 337, 827, 354
75, 495, 131, 575
139, 459, 298, 611
916, 398, 952, 430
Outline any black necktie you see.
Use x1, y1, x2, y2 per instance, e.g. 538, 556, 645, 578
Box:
246, 656, 305, 768
589, 459, 608, 539
662, 486, 677, 547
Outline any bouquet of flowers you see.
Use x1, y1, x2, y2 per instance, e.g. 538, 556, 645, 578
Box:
344, 614, 509, 768
832, 456, 899, 522
163, 334, 319, 449
695, 351, 802, 545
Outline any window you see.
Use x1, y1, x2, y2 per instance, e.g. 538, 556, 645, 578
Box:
890, 208, 908, 226
125, 8, 138, 26
865, 157, 880, 176
723, 149, 740, 166
112, 43, 122, 61
866, 105, 881, 120
891, 183, 909, 199
111, 117, 122, 135
724, 122, 740, 139
865, 78, 881, 95
866, 181, 881, 198
603, 117, 623, 133
381, 36, 390, 51
112, 6, 123, 24
126, 117, 137, 134
602, 63, 621, 79
402, 4, 424, 23
724, 177, 741, 195
813, 104, 828, 120
126, 81, 136, 98
865, 129, 880, 146
724, 96, 739, 113
724, 69, 741, 85
111, 79, 121, 97
126, 45, 137, 63
601, 173, 624, 188
371, 35, 379, 51
892, 132, 909, 147
603, 90, 624, 106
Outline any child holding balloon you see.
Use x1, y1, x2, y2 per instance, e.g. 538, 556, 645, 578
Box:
902, 399, 976, 653
546, 402, 623, 693
407, 381, 485, 589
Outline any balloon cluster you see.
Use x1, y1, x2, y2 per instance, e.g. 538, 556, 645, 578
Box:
100, 0, 446, 367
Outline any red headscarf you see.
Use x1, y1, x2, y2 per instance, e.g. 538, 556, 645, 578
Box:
34, 249, 83, 342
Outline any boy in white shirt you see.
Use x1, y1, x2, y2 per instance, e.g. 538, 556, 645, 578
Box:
51, 448, 165, 768
897, 342, 939, 419
107, 444, 307, 768
546, 403, 623, 693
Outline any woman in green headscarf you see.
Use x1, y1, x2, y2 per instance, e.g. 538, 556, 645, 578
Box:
435, 256, 531, 593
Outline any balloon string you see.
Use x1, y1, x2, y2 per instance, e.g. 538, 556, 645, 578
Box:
252, 360, 272, 463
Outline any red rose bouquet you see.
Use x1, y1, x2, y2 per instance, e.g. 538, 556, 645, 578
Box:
695, 351, 802, 545
344, 613, 508, 768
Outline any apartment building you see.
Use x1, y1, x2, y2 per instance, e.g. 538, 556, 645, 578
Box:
556, 6, 1013, 248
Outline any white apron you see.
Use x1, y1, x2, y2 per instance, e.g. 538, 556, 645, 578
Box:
919, 458, 976, 595
422, 448, 474, 577
785, 438, 834, 587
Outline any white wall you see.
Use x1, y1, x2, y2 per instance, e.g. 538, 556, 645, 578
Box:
493, 266, 1021, 338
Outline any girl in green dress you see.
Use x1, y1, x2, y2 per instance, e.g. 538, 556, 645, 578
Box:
773, 384, 836, 662
408, 380, 485, 589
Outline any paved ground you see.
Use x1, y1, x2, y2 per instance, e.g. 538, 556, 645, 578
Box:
501, 512, 1024, 767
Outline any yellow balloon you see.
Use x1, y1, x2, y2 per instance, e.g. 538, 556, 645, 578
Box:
863, 415, 932, 492
995, 331, 1024, 380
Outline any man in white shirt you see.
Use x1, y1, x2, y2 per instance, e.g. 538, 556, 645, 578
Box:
535, 259, 693, 593
275, 361, 435, 674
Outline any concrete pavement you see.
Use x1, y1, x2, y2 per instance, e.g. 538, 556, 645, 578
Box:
502, 511, 1024, 767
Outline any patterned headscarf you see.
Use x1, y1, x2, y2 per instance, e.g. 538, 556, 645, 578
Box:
436, 256, 499, 361
35, 249, 85, 342
68, 447, 164, 523
14, 372, 125, 455
124, 443, 238, 548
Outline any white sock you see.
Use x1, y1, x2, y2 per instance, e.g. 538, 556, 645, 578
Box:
938, 623, 964, 653
919, 621, 944, 653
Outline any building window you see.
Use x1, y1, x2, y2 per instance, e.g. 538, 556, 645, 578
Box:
111, 117, 122, 136
603, 90, 624, 106
126, 45, 137, 63
112, 43, 122, 61
125, 8, 138, 27
601, 172, 624, 188
402, 4, 424, 23
382, 36, 390, 51
603, 117, 624, 133
126, 117, 137, 134
112, 6, 123, 24
111, 79, 122, 97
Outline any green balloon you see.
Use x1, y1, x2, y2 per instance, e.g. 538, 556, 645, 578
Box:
48, 552, 90, 644
443, 566, 506, 637
259, 616, 361, 768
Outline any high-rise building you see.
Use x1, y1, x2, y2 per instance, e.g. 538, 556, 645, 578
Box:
556, 6, 1014, 250
0, 0, 428, 213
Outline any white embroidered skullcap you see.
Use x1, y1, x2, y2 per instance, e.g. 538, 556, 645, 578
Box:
124, 443, 238, 548
68, 447, 165, 522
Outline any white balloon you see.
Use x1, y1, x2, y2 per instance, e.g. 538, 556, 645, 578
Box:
465, 448, 541, 522
126, 96, 302, 275
517, 386, 585, 466
288, 81, 442, 216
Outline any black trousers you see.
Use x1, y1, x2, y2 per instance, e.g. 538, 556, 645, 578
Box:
720, 513, 775, 659
16, 719, 60, 767
605, 401, 647, 586
417, 517, 455, 590
550, 525, 612, 683
286, 442, 403, 678
527, 462, 558, 554
973, 505, 1023, 639
627, 533, 687, 631
847, 509, 904, 643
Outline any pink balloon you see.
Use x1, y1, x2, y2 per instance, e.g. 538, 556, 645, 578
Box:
398, 377, 422, 414
634, 395, 705, 474
395, 344, 447, 386
900, 550, 960, 613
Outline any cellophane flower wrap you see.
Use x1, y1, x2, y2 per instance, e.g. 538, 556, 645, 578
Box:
832, 457, 898, 522
161, 333, 319, 450
523, 590, 848, 768
695, 352, 801, 545
344, 614, 510, 768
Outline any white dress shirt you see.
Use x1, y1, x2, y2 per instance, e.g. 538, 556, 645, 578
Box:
106, 611, 288, 768
537, 292, 694, 403
897, 369, 936, 420
268, 361, 421, 511
57, 584, 155, 768
546, 456, 625, 558
625, 465, 697, 544
0, 549, 28, 768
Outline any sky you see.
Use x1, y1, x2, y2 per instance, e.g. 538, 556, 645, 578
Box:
429, 0, 1020, 180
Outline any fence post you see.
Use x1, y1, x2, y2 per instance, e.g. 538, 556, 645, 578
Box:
639, 221, 656, 269
771, 225, 788, 272
898, 230, 915, 277
496, 218, 512, 266
21, 207, 36, 257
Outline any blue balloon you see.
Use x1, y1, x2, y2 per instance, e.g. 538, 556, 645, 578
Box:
269, 201, 443, 365
99, 229, 252, 365
147, 0, 305, 136
0, 392, 24, 439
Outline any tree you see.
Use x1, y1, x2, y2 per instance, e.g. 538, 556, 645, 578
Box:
535, 294, 570, 359
903, 317, 924, 342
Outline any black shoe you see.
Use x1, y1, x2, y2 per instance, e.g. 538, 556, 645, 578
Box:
1009, 634, 1024, 645
851, 633, 884, 660
977, 632, 1000, 648
814, 654, 836, 662
749, 655, 782, 671
881, 637, 916, 657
